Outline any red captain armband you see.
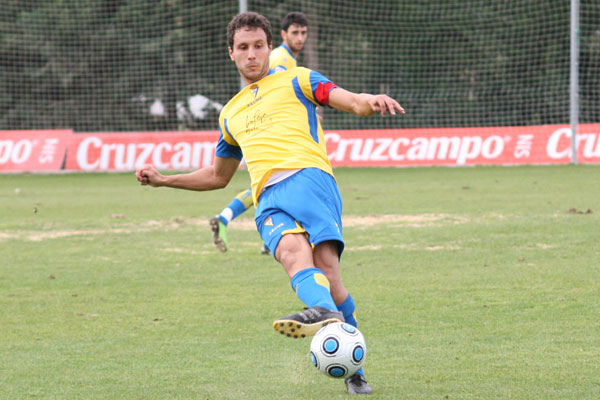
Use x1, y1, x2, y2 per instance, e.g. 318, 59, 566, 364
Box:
314, 82, 338, 106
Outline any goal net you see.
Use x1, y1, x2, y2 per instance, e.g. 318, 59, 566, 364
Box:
1, 0, 599, 132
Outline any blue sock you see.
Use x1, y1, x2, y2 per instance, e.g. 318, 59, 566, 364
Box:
218, 198, 248, 226
218, 214, 229, 225
337, 293, 364, 377
229, 198, 248, 220
290, 268, 337, 311
336, 293, 358, 327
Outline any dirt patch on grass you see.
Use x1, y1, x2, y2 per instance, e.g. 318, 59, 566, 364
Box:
184, 213, 467, 230
0, 213, 467, 242
343, 214, 467, 228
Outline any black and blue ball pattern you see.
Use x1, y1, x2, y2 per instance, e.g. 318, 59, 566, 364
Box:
309, 322, 367, 379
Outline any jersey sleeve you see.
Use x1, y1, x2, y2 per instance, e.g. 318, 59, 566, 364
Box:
309, 70, 339, 106
215, 119, 243, 160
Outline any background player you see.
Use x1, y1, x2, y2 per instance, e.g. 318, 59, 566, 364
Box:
209, 12, 308, 255
137, 12, 404, 394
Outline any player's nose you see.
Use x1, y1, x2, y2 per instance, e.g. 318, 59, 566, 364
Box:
247, 47, 257, 59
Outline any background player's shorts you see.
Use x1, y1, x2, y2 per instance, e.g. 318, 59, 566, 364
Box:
255, 168, 344, 259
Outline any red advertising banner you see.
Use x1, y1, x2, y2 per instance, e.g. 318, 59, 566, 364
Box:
0, 130, 71, 172
64, 131, 220, 172
325, 124, 600, 167
1, 124, 599, 173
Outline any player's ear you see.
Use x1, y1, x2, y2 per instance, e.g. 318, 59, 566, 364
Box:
228, 47, 234, 61
280, 29, 286, 41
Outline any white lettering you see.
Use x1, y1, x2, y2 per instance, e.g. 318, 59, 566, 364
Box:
481, 136, 504, 159
77, 137, 102, 170
389, 138, 409, 161
74, 138, 219, 171
580, 133, 600, 158
427, 137, 461, 160
135, 143, 155, 168
349, 139, 373, 161
0, 140, 14, 163
370, 138, 391, 161
39, 138, 59, 164
114, 143, 136, 170
514, 134, 533, 159
172, 142, 191, 169
0, 140, 34, 164
456, 136, 482, 165
325, 132, 341, 161
191, 142, 216, 168
152, 142, 172, 169
547, 128, 571, 159
99, 143, 117, 170
406, 137, 428, 160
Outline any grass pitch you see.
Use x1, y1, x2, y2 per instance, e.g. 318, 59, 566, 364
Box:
1, 165, 599, 399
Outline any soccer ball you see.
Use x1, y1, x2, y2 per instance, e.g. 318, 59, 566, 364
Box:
309, 322, 366, 379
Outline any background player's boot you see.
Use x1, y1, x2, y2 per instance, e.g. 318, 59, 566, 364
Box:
260, 242, 271, 255
345, 373, 372, 395
209, 216, 228, 252
273, 306, 344, 338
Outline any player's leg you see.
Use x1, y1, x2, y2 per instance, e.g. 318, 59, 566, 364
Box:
209, 188, 253, 252
255, 169, 344, 336
313, 241, 348, 305
314, 249, 372, 395
313, 242, 372, 395
257, 218, 343, 337
260, 242, 271, 255
276, 233, 337, 312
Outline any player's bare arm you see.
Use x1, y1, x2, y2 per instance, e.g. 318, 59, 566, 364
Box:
328, 87, 405, 117
136, 156, 240, 191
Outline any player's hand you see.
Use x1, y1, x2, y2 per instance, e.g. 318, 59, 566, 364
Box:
136, 164, 163, 187
368, 95, 405, 116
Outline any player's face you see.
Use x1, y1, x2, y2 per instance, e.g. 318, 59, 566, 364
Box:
229, 27, 272, 85
282, 24, 307, 56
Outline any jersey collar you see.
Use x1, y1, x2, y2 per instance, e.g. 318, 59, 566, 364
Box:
243, 68, 277, 87
281, 43, 296, 60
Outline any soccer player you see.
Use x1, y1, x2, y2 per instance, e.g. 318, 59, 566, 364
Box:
209, 12, 309, 255
136, 12, 404, 395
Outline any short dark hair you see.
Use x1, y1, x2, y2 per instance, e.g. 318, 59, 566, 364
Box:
281, 12, 308, 32
227, 12, 273, 49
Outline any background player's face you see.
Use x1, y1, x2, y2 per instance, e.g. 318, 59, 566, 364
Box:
229, 27, 272, 85
282, 24, 307, 55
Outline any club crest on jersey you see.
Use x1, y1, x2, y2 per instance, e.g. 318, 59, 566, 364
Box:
247, 84, 263, 107
264, 216, 274, 226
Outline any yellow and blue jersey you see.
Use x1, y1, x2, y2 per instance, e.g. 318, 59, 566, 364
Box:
216, 67, 338, 205
269, 43, 297, 72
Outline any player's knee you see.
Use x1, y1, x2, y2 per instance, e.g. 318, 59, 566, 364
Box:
276, 234, 312, 268
313, 241, 341, 270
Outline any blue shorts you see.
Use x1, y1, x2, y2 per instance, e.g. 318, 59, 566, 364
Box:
255, 168, 344, 258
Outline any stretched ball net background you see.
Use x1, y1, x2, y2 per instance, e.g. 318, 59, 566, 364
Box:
1, 0, 599, 132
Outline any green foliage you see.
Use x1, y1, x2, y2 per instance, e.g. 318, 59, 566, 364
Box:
1, 166, 599, 398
